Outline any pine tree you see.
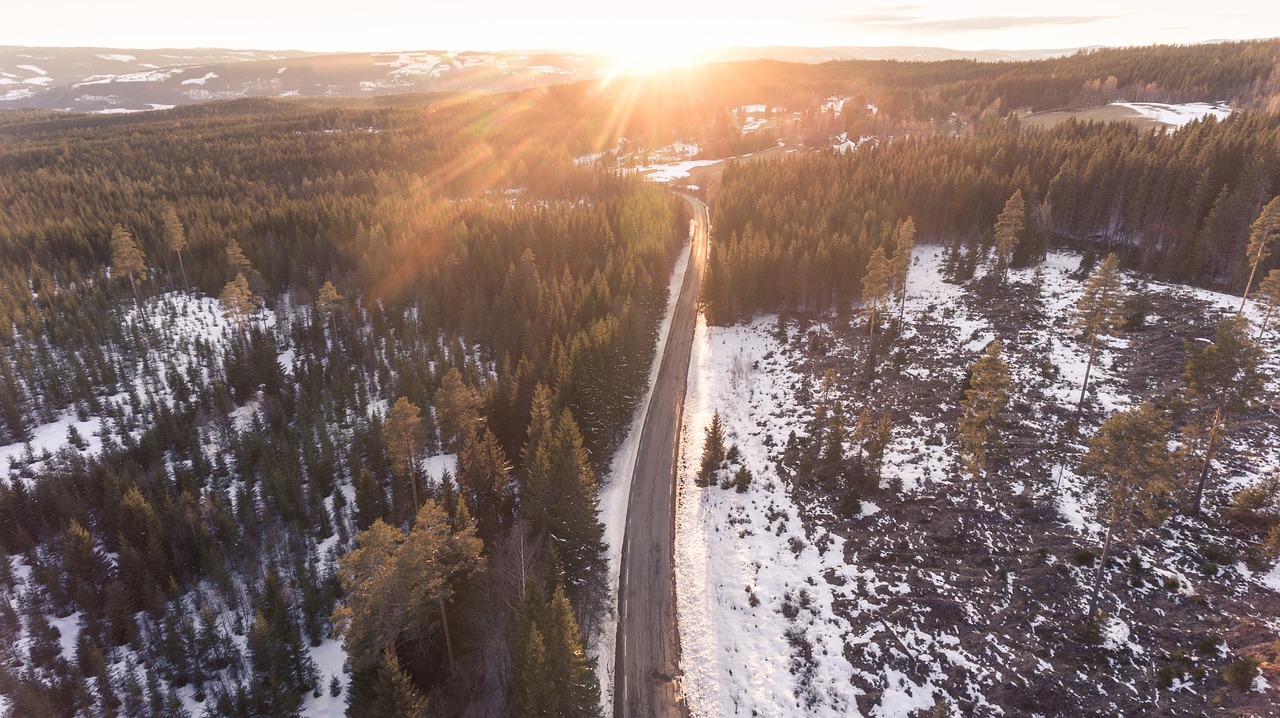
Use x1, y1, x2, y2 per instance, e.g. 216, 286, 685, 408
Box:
110, 224, 146, 311
1253, 268, 1280, 338
332, 500, 482, 674
993, 190, 1026, 279
384, 397, 424, 517
316, 280, 344, 321
1071, 253, 1126, 413
219, 273, 258, 329
861, 245, 890, 339
1080, 403, 1174, 620
1240, 195, 1280, 312
161, 205, 188, 288
1183, 315, 1265, 513
957, 341, 1012, 494
698, 411, 726, 487
892, 217, 916, 321
225, 237, 252, 278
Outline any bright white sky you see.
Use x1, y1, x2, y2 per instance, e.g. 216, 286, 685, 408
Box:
3, 0, 1276, 58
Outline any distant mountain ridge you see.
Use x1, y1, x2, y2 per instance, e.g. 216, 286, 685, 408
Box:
0, 46, 611, 112
0, 44, 1086, 113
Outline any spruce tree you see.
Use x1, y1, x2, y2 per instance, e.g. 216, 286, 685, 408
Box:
698, 411, 726, 487
368, 649, 427, 718
1080, 402, 1174, 620
1071, 253, 1126, 414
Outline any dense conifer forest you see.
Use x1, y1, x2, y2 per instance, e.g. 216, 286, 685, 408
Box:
2, 37, 1280, 717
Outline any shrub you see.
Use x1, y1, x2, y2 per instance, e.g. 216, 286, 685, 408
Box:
1223, 657, 1260, 691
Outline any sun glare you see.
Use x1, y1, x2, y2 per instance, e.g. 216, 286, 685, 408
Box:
608, 42, 702, 75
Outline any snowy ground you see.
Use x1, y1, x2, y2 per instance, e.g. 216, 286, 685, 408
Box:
675, 315, 864, 717
1110, 101, 1233, 127
673, 244, 1280, 716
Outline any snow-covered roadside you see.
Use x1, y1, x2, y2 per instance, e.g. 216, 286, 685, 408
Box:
591, 228, 694, 710
675, 316, 861, 717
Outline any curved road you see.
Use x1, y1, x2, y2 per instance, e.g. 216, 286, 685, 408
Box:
614, 194, 708, 718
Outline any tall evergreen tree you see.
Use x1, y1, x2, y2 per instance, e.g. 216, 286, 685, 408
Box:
1080, 403, 1174, 620
219, 273, 258, 329
110, 224, 146, 311
957, 341, 1012, 495
161, 205, 189, 288
698, 411, 726, 487
1240, 195, 1280, 312
1071, 253, 1127, 413
1183, 315, 1265, 513
385, 397, 424, 519
993, 190, 1026, 280
861, 245, 891, 339
1254, 268, 1280, 338
892, 217, 916, 321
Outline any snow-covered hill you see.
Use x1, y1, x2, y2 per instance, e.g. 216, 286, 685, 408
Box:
0, 46, 606, 113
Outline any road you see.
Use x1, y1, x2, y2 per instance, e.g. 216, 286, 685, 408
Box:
614, 194, 708, 718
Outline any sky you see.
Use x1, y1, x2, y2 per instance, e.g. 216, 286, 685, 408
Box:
2, 0, 1276, 59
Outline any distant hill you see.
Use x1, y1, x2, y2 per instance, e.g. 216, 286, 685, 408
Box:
0, 46, 612, 112
704, 45, 1084, 63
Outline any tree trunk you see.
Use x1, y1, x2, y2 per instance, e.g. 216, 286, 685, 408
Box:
1192, 403, 1226, 514
439, 596, 455, 671
1087, 514, 1117, 621
1239, 258, 1261, 315
898, 288, 907, 323
177, 250, 189, 289
1075, 333, 1099, 415
1260, 302, 1275, 340
408, 453, 419, 509
129, 275, 144, 318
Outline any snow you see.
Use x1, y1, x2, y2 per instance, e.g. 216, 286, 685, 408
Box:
1111, 101, 1233, 127
739, 104, 768, 113
419, 453, 458, 485
96, 53, 137, 62
0, 411, 105, 477
667, 239, 1280, 715
591, 227, 694, 710
302, 638, 349, 718
676, 315, 861, 717
16, 64, 46, 75
637, 159, 719, 182
48, 611, 82, 662
181, 71, 218, 86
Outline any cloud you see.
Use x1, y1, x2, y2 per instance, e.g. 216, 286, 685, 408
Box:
838, 14, 1116, 33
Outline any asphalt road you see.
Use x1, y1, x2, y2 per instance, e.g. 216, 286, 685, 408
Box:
614, 194, 708, 718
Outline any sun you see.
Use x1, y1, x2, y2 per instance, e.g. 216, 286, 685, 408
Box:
607, 41, 702, 75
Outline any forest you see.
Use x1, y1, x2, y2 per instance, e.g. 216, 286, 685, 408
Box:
1, 36, 1280, 718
